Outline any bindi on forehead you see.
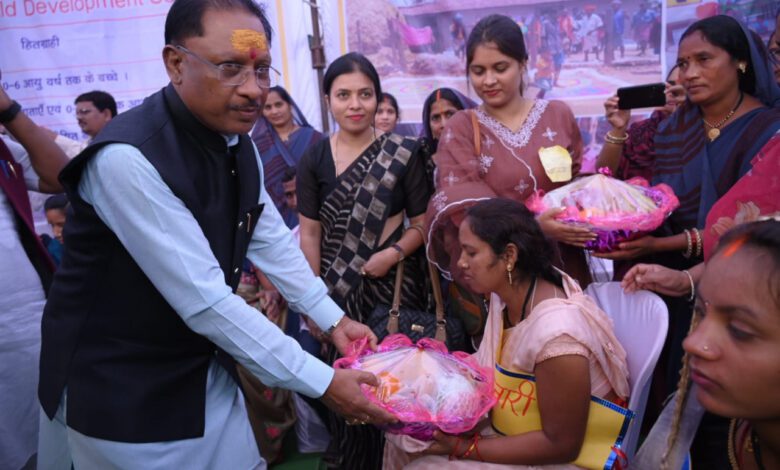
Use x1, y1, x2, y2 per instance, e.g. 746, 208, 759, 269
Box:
230, 29, 268, 59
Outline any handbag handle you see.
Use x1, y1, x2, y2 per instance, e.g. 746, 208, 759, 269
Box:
385, 259, 405, 336
384, 257, 447, 344
427, 261, 447, 343
471, 110, 481, 156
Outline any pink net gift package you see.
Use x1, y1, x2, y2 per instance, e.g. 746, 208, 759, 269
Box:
526, 172, 679, 252
334, 335, 496, 440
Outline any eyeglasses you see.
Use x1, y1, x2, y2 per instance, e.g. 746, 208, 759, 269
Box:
175, 45, 280, 88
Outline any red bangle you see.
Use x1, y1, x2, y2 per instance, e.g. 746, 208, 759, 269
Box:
461, 434, 482, 460
473, 434, 484, 461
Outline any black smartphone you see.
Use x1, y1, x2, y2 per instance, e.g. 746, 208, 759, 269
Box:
617, 83, 666, 110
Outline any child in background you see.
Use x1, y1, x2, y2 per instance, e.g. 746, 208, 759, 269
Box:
42, 194, 68, 266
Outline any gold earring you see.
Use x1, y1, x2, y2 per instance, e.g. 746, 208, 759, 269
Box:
506, 264, 513, 285
738, 63, 746, 74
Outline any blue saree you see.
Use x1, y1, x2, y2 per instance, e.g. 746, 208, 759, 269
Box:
653, 18, 780, 232
251, 106, 323, 229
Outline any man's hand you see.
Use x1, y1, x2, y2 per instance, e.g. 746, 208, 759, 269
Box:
321, 368, 397, 425
330, 317, 378, 356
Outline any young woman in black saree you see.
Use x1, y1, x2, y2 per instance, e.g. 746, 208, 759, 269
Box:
297, 52, 431, 470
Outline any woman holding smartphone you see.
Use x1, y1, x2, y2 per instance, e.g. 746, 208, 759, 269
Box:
596, 65, 686, 182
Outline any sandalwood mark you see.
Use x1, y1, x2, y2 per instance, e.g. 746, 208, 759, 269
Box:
231, 29, 268, 56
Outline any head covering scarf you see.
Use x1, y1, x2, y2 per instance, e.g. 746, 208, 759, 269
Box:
252, 86, 314, 167
250, 87, 322, 226
653, 16, 780, 231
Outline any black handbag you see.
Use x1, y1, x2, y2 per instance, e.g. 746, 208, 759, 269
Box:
368, 258, 466, 351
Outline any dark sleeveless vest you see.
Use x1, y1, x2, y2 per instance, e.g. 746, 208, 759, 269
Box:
0, 139, 55, 291
39, 84, 263, 443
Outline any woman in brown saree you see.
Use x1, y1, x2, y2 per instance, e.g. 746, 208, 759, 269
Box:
297, 52, 431, 470
426, 15, 593, 341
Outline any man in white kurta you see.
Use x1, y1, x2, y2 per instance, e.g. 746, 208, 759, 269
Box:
35, 1, 394, 469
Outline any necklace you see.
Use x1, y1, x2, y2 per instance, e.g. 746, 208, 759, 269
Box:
752, 428, 768, 470
702, 92, 744, 142
728, 419, 767, 470
503, 276, 537, 327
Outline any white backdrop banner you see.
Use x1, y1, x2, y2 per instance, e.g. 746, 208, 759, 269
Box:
0, 0, 776, 142
0, 0, 343, 138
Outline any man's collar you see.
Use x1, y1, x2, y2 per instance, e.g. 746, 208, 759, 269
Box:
223, 134, 240, 148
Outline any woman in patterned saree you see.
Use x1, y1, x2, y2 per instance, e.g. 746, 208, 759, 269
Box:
425, 14, 592, 341
297, 52, 431, 470
251, 86, 323, 228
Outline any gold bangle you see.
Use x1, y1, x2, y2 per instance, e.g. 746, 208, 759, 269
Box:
692, 228, 702, 258
608, 130, 629, 141
604, 131, 628, 144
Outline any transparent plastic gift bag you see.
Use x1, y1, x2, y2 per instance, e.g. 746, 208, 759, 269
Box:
527, 172, 679, 252
335, 334, 496, 440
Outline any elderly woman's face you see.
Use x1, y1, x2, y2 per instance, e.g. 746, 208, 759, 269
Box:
429, 98, 459, 141
683, 245, 780, 422
677, 31, 743, 107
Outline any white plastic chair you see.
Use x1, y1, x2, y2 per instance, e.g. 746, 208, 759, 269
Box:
584, 281, 668, 460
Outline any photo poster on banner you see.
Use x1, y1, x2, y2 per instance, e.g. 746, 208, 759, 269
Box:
343, 0, 777, 171
0, 0, 776, 155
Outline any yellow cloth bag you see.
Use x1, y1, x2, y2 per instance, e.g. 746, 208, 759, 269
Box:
491, 364, 633, 470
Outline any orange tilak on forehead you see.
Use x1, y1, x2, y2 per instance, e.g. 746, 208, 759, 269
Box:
231, 29, 268, 59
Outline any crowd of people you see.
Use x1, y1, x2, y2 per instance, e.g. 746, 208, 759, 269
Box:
1, 0, 779, 469
515, 1, 663, 94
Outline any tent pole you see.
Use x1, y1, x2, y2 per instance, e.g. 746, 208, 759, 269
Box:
308, 0, 329, 133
